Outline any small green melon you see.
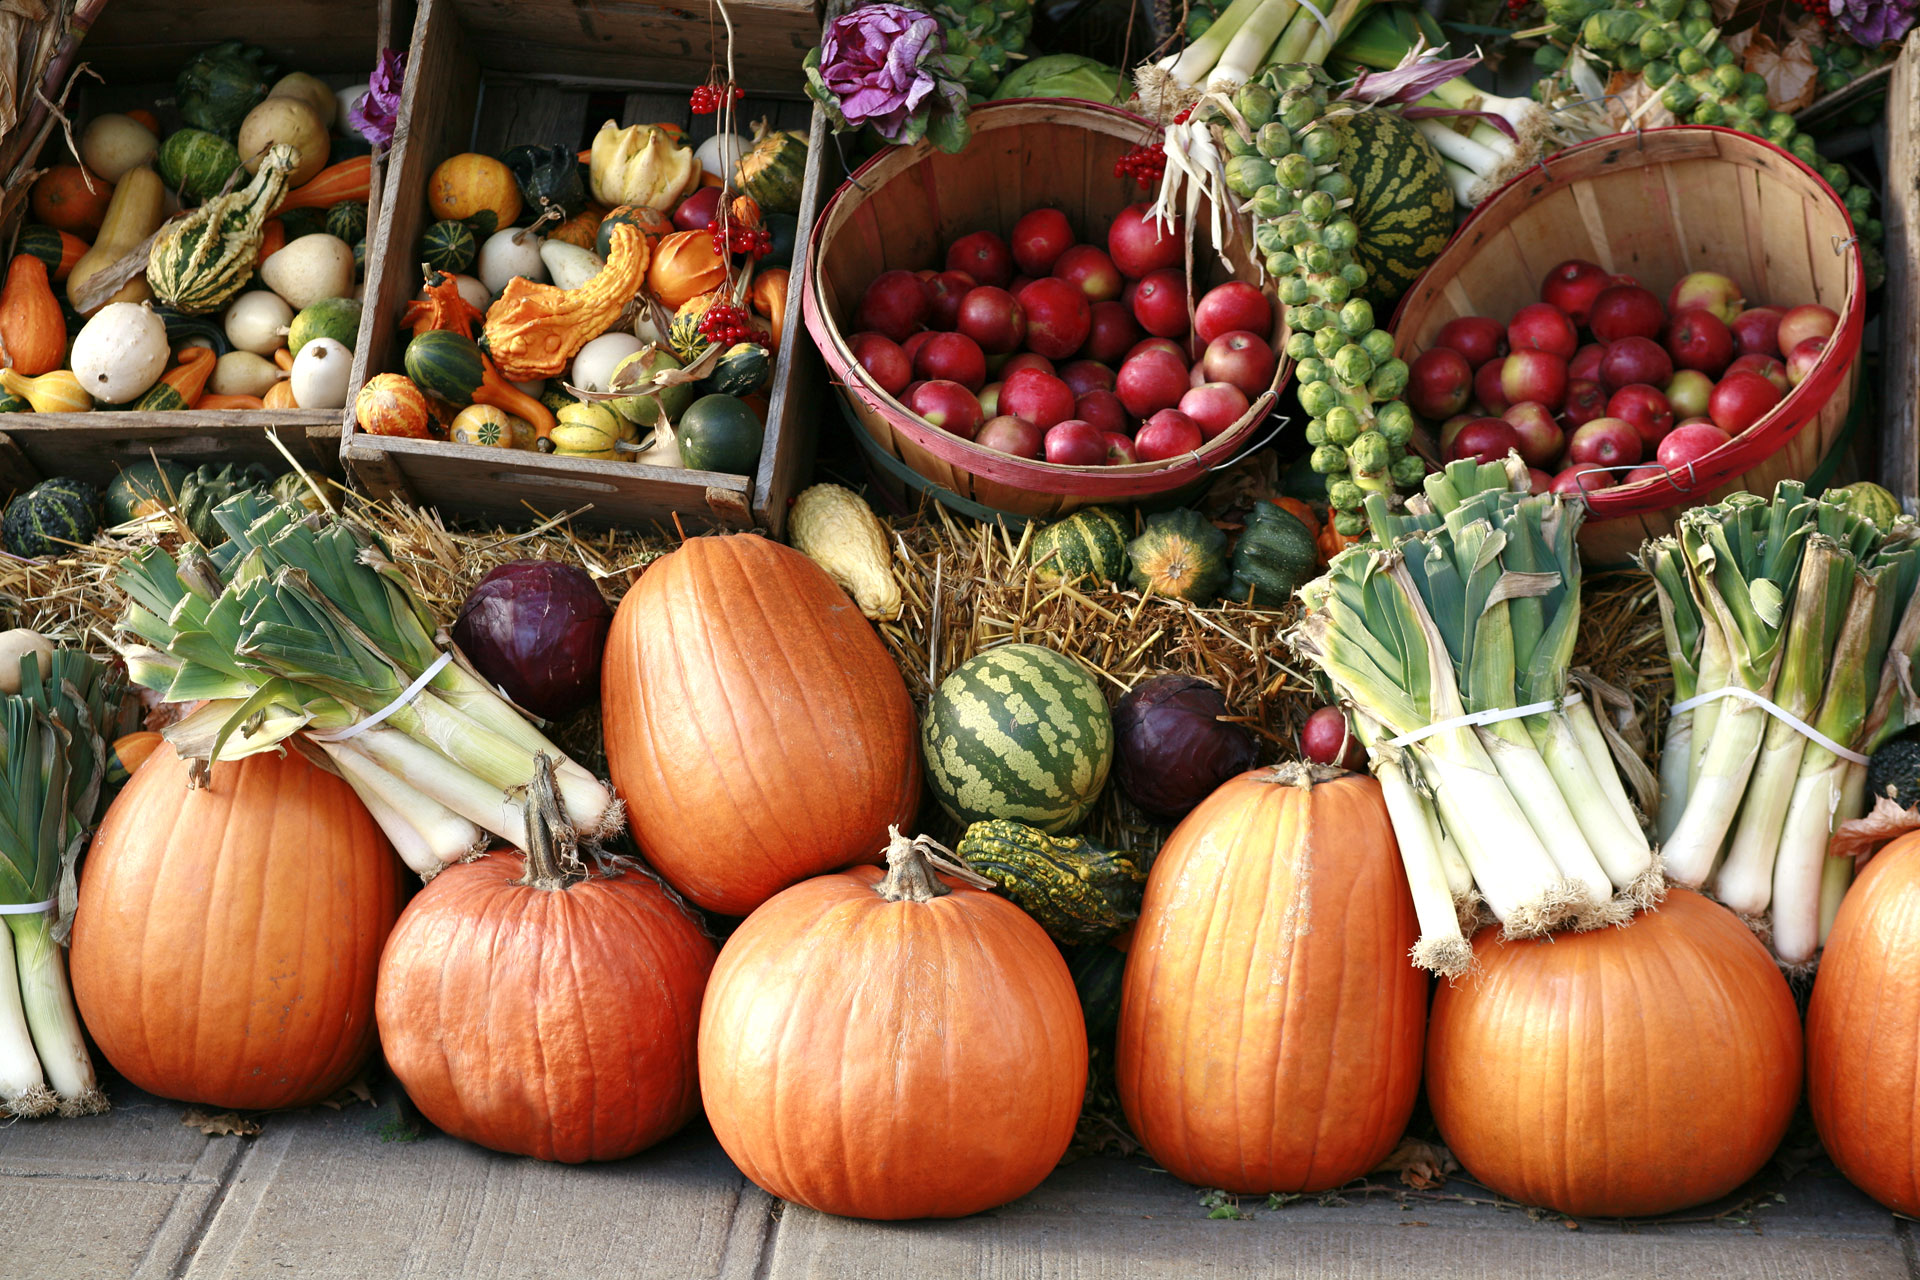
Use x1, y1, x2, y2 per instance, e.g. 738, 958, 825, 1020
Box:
287, 297, 362, 355
676, 394, 764, 475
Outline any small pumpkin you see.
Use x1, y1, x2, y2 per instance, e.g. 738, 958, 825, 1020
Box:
1128, 509, 1229, 602
419, 219, 478, 276
0, 255, 68, 376
29, 165, 113, 236
547, 206, 604, 250
402, 270, 485, 339
175, 40, 276, 138
105, 460, 190, 523
668, 290, 721, 363
356, 373, 434, 438
957, 819, 1147, 945
451, 403, 516, 448
262, 378, 297, 409
428, 153, 522, 235
646, 230, 726, 311
3, 479, 97, 556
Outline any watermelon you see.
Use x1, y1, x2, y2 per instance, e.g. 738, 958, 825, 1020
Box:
1339, 110, 1453, 312
922, 643, 1114, 834
288, 297, 362, 354
156, 128, 246, 203
1031, 507, 1129, 585
1825, 481, 1901, 531
3, 480, 97, 558
105, 460, 190, 524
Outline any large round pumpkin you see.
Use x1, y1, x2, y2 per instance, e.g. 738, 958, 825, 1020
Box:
699, 831, 1086, 1218
600, 534, 920, 916
70, 746, 402, 1110
376, 849, 717, 1163
1116, 765, 1426, 1193
1808, 832, 1920, 1214
1428, 888, 1800, 1217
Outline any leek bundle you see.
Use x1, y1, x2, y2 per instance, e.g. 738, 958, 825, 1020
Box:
0, 649, 120, 1118
113, 494, 619, 878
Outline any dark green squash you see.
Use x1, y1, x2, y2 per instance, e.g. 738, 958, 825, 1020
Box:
761, 212, 799, 269
1065, 941, 1129, 1046
956, 818, 1148, 946
277, 206, 329, 241
105, 460, 191, 524
1127, 509, 1229, 603
501, 144, 588, 221
0, 392, 28, 414
175, 41, 276, 138
405, 329, 486, 404
3, 479, 97, 558
1227, 500, 1318, 608
697, 343, 771, 399
325, 200, 369, 245
170, 463, 276, 543
1032, 506, 1129, 585
676, 394, 763, 475
1866, 730, 1920, 813
419, 219, 478, 275
152, 306, 232, 356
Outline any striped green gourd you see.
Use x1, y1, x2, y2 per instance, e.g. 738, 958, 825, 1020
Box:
1031, 507, 1130, 585
922, 643, 1114, 834
403, 328, 486, 403
156, 128, 246, 203
956, 818, 1147, 945
325, 200, 369, 244
419, 219, 477, 274
147, 143, 299, 315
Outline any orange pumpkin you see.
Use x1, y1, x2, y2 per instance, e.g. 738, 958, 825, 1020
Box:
646, 230, 726, 310
546, 206, 603, 249
1116, 765, 1425, 1192
0, 255, 68, 376
699, 830, 1086, 1218
427, 153, 522, 230
1808, 832, 1920, 1214
70, 747, 403, 1110
1428, 888, 1801, 1217
30, 165, 113, 236
255, 217, 286, 267
601, 534, 921, 916
354, 372, 433, 438
197, 393, 265, 410
377, 843, 717, 1163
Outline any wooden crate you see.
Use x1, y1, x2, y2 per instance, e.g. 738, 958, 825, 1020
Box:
1880, 34, 1919, 515
345, 0, 824, 535
0, 0, 396, 493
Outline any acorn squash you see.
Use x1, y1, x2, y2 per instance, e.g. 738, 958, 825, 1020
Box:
1127, 510, 1228, 603
1227, 500, 1318, 608
176, 41, 276, 138
1032, 507, 1130, 585
676, 394, 762, 474
3, 479, 98, 558
956, 819, 1148, 946
699, 342, 771, 399
502, 143, 588, 222
734, 120, 808, 216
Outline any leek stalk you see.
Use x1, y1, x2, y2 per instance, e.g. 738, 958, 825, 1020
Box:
1168, 0, 1267, 84
1209, 0, 1297, 86
1353, 713, 1472, 976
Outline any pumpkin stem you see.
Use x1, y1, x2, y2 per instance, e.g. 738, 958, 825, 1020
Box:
1265, 761, 1346, 788
515, 754, 583, 891
874, 825, 996, 903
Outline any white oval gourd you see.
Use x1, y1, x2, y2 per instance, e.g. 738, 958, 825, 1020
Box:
210, 350, 283, 398
70, 302, 169, 403
695, 132, 750, 181
270, 72, 338, 128
336, 84, 371, 138
223, 290, 294, 355
477, 228, 546, 296
0, 630, 54, 696
571, 332, 645, 393
289, 338, 352, 409
79, 113, 158, 181
509, 377, 545, 397
238, 96, 329, 186
260, 234, 355, 311
539, 240, 605, 291
450, 273, 491, 313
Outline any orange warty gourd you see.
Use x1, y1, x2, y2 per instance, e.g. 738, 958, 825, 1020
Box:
1427, 887, 1801, 1218
1116, 765, 1425, 1193
376, 829, 717, 1163
0, 254, 67, 376
601, 534, 920, 916
699, 831, 1087, 1218
1808, 832, 1920, 1214
70, 746, 402, 1110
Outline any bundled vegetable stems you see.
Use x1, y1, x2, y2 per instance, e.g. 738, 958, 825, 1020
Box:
1642, 483, 1920, 965
0, 650, 120, 1118
114, 494, 619, 878
1292, 457, 1657, 976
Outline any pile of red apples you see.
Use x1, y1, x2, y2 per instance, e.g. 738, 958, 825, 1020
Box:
1409, 258, 1841, 495
843, 203, 1278, 467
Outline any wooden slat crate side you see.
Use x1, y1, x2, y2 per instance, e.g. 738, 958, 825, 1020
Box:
0, 412, 345, 490
77, 0, 388, 74
1881, 35, 1919, 515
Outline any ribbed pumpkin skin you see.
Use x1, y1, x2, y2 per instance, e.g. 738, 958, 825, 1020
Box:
1428, 888, 1800, 1217
1116, 768, 1425, 1193
601, 535, 920, 916
70, 747, 401, 1110
376, 852, 717, 1163
1808, 833, 1920, 1214
699, 865, 1086, 1218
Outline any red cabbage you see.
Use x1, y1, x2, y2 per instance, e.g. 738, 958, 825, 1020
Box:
1114, 675, 1257, 819
451, 561, 612, 720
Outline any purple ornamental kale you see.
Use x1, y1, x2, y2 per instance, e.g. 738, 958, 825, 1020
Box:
805, 3, 972, 151
1830, 0, 1916, 46
349, 48, 407, 147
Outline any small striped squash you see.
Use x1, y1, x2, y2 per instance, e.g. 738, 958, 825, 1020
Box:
354, 373, 432, 438
1031, 507, 1129, 585
450, 403, 514, 448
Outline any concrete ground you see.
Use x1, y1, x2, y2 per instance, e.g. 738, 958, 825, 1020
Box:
3, 1075, 1913, 1280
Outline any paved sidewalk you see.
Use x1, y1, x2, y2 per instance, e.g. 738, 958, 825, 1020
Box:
3, 1077, 1913, 1280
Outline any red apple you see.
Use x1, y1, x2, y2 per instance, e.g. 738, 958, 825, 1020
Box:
977, 381, 1001, 418
1009, 275, 1036, 295
1708, 370, 1783, 434
1012, 208, 1074, 277
1527, 467, 1555, 495
1599, 337, 1673, 393
1131, 268, 1189, 339
1135, 409, 1206, 462
1127, 337, 1188, 364
1777, 304, 1840, 354
1300, 706, 1366, 770
1569, 343, 1605, 383
1730, 307, 1784, 358
1500, 349, 1569, 412
1540, 259, 1613, 327
1609, 272, 1644, 289
1116, 350, 1190, 419
1606, 384, 1674, 451
1201, 331, 1276, 398
1121, 278, 1140, 312
1449, 417, 1521, 465
1179, 382, 1251, 441
913, 331, 987, 391
902, 331, 936, 365
1002, 352, 1055, 379
1563, 378, 1607, 429
1059, 360, 1116, 397
903, 379, 927, 401
1569, 416, 1643, 468
1622, 464, 1669, 486
857, 270, 931, 342
1502, 401, 1565, 469
1104, 432, 1138, 465
1408, 347, 1473, 421
1438, 414, 1475, 457
1473, 360, 1509, 415
1667, 271, 1745, 324
1075, 390, 1128, 435
1508, 302, 1579, 360
1001, 368, 1077, 430
956, 286, 1026, 355
1016, 278, 1094, 360
924, 270, 976, 330
1726, 353, 1789, 396
848, 332, 911, 396
1107, 204, 1183, 279
910, 379, 983, 438
1665, 369, 1713, 419
947, 231, 1013, 288
1194, 282, 1272, 345
1552, 465, 1617, 496
1082, 300, 1144, 364
1435, 315, 1508, 370
1588, 285, 1665, 344
1044, 419, 1108, 466
976, 414, 1042, 458
1675, 416, 1714, 429
1657, 421, 1733, 471
1786, 336, 1828, 386
1666, 308, 1735, 377
1054, 245, 1124, 303
673, 185, 723, 231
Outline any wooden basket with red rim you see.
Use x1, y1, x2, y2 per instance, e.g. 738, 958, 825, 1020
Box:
1391, 126, 1865, 565
801, 99, 1292, 523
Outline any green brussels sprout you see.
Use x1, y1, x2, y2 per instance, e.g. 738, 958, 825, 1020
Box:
1740, 92, 1770, 119
1233, 82, 1277, 130
1542, 0, 1604, 27
1313, 327, 1343, 358
1348, 430, 1390, 474
1534, 44, 1568, 70
1298, 129, 1339, 165
1311, 445, 1350, 475
1279, 92, 1319, 132
1674, 45, 1706, 76
1223, 128, 1260, 158
1338, 298, 1374, 336
1844, 186, 1871, 217
1315, 274, 1351, 307
1790, 135, 1820, 164
1275, 212, 1310, 244
1709, 41, 1735, 67
1691, 98, 1724, 126
1333, 508, 1366, 536
1250, 185, 1290, 220
1299, 378, 1341, 418
1302, 244, 1334, 274
1644, 59, 1675, 88
1638, 21, 1671, 53
1278, 275, 1312, 306
1276, 152, 1314, 191
1257, 122, 1294, 158
1295, 356, 1329, 387
1684, 0, 1711, 16
1741, 70, 1767, 96
1711, 62, 1744, 95
1301, 190, 1336, 223
1680, 15, 1714, 41
1333, 343, 1375, 386
1648, 0, 1683, 19
1340, 262, 1368, 290
1662, 79, 1699, 112
1315, 172, 1355, 201
1304, 420, 1329, 446
1286, 332, 1316, 361
1367, 359, 1409, 400
1377, 403, 1414, 447
1618, 48, 1647, 74
1766, 112, 1797, 140
1320, 218, 1358, 252
1820, 160, 1847, 189
1360, 328, 1396, 363
1327, 479, 1364, 511
1225, 154, 1277, 199
1391, 454, 1429, 489
1326, 408, 1361, 446
1264, 249, 1299, 277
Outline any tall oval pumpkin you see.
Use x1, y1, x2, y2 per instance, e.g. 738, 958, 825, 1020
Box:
70, 747, 401, 1110
1115, 765, 1426, 1193
1428, 888, 1801, 1217
1808, 832, 1920, 1214
699, 832, 1086, 1218
601, 533, 920, 916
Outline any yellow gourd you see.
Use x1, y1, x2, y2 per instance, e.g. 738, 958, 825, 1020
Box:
787, 483, 902, 620
262, 379, 297, 409
0, 369, 91, 413
549, 402, 623, 459
67, 165, 165, 314
450, 404, 515, 448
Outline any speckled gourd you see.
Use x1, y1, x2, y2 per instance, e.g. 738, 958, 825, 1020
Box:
147, 142, 298, 314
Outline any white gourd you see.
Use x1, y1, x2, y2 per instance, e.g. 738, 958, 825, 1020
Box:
477, 229, 545, 296
210, 350, 282, 398
70, 302, 169, 403
289, 338, 352, 409
571, 332, 645, 393
224, 290, 294, 355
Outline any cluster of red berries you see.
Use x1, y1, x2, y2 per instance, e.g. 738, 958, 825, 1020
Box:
689, 80, 745, 115
1114, 143, 1167, 190
698, 303, 756, 347
710, 220, 773, 258
1503, 0, 1531, 17
1789, 0, 1834, 31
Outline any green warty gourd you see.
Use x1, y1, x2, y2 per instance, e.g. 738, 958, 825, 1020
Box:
146, 143, 299, 315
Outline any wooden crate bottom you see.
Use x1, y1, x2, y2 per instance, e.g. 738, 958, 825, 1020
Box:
0, 412, 346, 496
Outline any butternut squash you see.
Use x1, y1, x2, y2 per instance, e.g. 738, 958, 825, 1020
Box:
68, 165, 165, 314
0, 255, 67, 375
